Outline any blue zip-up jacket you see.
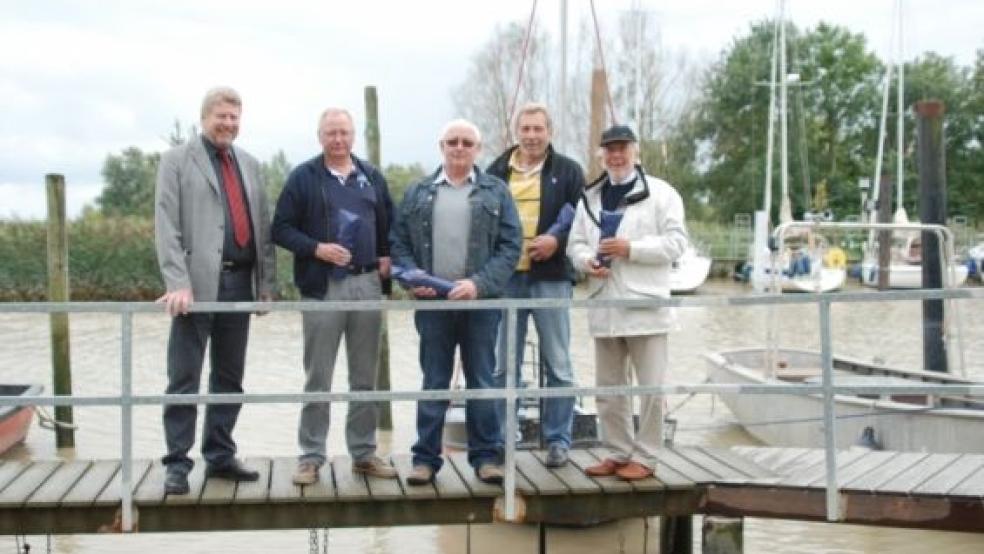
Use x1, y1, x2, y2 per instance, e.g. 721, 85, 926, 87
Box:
390, 166, 522, 298
271, 154, 393, 298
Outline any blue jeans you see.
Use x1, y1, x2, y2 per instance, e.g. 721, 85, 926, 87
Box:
412, 309, 503, 472
497, 274, 575, 448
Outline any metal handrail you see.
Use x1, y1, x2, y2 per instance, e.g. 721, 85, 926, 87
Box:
2, 288, 983, 530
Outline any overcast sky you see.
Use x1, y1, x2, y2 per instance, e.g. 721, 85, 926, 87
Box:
1, 0, 980, 219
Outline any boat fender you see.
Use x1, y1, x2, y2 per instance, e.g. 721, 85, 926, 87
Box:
823, 247, 847, 269
856, 426, 882, 450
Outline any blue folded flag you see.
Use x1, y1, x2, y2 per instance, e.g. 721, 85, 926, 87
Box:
329, 209, 362, 280
391, 265, 455, 297
545, 203, 576, 236
596, 209, 624, 268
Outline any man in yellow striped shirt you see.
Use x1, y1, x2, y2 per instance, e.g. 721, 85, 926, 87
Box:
487, 103, 586, 467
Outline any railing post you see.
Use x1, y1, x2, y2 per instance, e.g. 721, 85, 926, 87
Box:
504, 306, 518, 521
819, 298, 839, 521
120, 311, 134, 532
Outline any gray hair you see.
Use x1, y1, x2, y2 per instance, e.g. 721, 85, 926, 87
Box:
512, 102, 553, 133
317, 107, 355, 131
439, 118, 482, 144
200, 86, 242, 120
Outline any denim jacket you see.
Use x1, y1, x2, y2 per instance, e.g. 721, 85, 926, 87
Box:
390, 166, 522, 298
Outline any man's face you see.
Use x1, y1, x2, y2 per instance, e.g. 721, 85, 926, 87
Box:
516, 111, 550, 161
201, 101, 241, 149
440, 125, 480, 172
318, 112, 355, 160
602, 141, 634, 175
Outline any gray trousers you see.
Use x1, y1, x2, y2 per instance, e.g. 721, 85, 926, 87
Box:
299, 271, 382, 465
594, 334, 667, 469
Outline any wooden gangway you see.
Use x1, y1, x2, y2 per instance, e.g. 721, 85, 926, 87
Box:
2, 446, 984, 535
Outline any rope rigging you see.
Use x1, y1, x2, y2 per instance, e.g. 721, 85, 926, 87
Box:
504, 0, 618, 146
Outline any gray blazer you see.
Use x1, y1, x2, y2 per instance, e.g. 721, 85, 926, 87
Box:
154, 135, 276, 302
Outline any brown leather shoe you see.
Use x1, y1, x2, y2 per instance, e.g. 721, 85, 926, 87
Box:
292, 461, 320, 485
406, 464, 435, 486
584, 458, 628, 477
353, 456, 398, 479
476, 463, 504, 485
615, 461, 654, 481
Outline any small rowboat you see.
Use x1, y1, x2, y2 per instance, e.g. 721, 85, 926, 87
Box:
0, 384, 42, 455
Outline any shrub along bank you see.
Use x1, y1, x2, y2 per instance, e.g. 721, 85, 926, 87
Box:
0, 217, 296, 301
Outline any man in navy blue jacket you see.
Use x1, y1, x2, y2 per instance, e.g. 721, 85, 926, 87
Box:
272, 108, 397, 485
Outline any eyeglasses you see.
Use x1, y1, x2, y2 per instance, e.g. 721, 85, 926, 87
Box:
444, 137, 476, 148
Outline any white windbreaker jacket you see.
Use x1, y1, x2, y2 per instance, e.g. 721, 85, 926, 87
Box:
567, 170, 688, 337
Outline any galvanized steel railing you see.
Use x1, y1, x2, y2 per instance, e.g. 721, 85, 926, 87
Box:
2, 287, 984, 531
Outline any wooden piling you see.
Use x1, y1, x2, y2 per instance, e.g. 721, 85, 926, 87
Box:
915, 99, 947, 372
702, 516, 743, 554
587, 68, 608, 180
660, 515, 693, 554
45, 173, 75, 447
364, 86, 392, 430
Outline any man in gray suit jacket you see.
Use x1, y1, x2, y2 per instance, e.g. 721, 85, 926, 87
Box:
155, 86, 276, 495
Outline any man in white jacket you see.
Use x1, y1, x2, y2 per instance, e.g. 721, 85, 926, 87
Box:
567, 125, 688, 480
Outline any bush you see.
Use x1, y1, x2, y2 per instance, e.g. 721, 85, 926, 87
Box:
0, 216, 300, 301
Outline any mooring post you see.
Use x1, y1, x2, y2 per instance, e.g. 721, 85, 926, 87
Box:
587, 67, 607, 179
364, 85, 392, 429
659, 515, 693, 554
915, 99, 947, 372
45, 173, 75, 448
702, 516, 743, 554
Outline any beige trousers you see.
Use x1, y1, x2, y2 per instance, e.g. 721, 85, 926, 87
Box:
594, 334, 667, 468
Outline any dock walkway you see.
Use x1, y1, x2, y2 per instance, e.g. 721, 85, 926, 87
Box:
3, 446, 984, 535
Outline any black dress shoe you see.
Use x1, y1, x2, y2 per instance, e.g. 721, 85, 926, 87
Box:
205, 459, 260, 482
164, 469, 190, 495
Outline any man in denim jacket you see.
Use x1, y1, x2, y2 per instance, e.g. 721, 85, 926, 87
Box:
390, 119, 522, 486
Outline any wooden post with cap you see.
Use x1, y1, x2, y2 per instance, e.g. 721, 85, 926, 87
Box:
364, 85, 393, 429
46, 173, 75, 447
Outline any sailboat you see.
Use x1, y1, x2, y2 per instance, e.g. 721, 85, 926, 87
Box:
747, 0, 846, 294
670, 243, 712, 294
707, 1, 976, 454
859, 2, 968, 289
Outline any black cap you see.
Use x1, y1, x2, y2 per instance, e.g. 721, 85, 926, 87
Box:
599, 124, 637, 146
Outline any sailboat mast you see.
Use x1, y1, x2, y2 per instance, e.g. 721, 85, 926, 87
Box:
895, 0, 905, 220
763, 2, 780, 219
871, 0, 898, 210
558, 0, 568, 153
634, 0, 644, 136
778, 0, 792, 224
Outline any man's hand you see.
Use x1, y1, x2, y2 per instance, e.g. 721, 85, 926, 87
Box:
314, 243, 352, 266
584, 259, 611, 279
256, 292, 274, 316
411, 286, 438, 298
447, 279, 478, 300
378, 256, 391, 279
157, 288, 194, 317
598, 237, 631, 260
527, 234, 559, 262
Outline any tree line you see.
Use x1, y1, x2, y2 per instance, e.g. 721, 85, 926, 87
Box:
91, 15, 983, 227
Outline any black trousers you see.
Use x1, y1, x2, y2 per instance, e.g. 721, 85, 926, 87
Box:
162, 269, 253, 472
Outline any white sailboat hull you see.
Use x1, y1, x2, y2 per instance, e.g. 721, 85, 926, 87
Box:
749, 266, 846, 293
670, 248, 711, 293
704, 347, 984, 453
860, 262, 968, 288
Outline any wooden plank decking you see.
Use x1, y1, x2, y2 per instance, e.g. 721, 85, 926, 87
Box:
2, 446, 984, 535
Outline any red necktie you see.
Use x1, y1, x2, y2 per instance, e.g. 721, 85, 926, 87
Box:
219, 149, 251, 248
